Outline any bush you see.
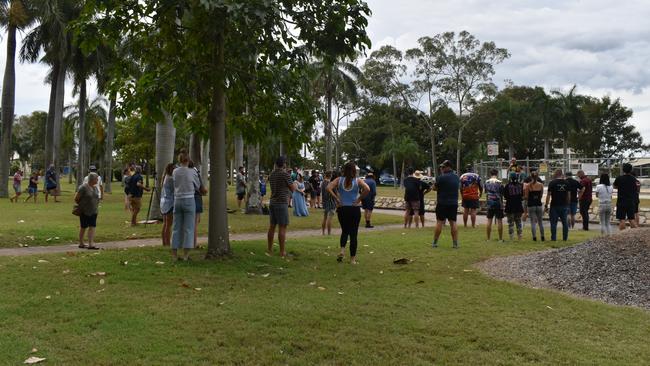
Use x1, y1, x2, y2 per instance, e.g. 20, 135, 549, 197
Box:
113, 169, 123, 182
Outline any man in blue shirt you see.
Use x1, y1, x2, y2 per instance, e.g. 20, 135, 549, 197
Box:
432, 160, 460, 249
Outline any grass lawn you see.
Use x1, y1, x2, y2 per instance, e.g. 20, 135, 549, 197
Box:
1, 227, 648, 365
0, 180, 401, 249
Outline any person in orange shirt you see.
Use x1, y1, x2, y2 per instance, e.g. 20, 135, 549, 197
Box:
459, 166, 483, 228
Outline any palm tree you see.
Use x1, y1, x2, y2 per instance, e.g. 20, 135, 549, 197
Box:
382, 135, 420, 188
148, 110, 176, 221
552, 85, 585, 171
310, 58, 361, 170
0, 0, 36, 198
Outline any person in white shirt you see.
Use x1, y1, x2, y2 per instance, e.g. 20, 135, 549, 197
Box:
82, 165, 104, 200
595, 173, 614, 235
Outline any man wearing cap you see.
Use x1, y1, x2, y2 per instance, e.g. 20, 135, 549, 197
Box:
403, 167, 429, 228
459, 165, 483, 228
83, 165, 104, 200
432, 160, 460, 248
362, 172, 377, 228
267, 157, 297, 257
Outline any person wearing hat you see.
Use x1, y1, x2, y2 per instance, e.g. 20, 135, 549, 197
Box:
362, 172, 377, 228
459, 165, 482, 228
432, 160, 460, 248
308, 169, 322, 209
267, 156, 297, 257
82, 165, 104, 200
403, 167, 430, 228
564, 171, 583, 228
409, 170, 432, 227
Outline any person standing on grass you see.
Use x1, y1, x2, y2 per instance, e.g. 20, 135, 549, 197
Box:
576, 170, 592, 231
189, 161, 208, 248
523, 168, 545, 241
292, 174, 309, 216
122, 167, 132, 211
327, 161, 370, 264
484, 169, 505, 242
128, 166, 150, 226
565, 172, 582, 229
44, 164, 59, 203
595, 173, 614, 235
432, 160, 460, 249
460, 165, 482, 228
259, 174, 267, 206
308, 170, 322, 209
83, 165, 104, 201
504, 172, 524, 241
10, 169, 23, 202
632, 171, 641, 227
362, 172, 377, 228
613, 163, 639, 231
321, 171, 337, 235
403, 167, 429, 228
171, 151, 200, 261
25, 171, 39, 203
267, 157, 297, 257
236, 166, 247, 210
160, 163, 175, 247
411, 170, 432, 228
545, 169, 570, 241
75, 172, 101, 250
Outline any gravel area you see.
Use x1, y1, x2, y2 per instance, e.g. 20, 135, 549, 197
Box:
477, 228, 650, 310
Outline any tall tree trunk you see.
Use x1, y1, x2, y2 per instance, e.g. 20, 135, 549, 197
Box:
246, 143, 262, 214
190, 132, 202, 166
149, 110, 176, 221
0, 24, 17, 198
400, 160, 405, 189
456, 127, 463, 174
430, 127, 437, 177
104, 93, 117, 192
563, 136, 569, 172
201, 138, 210, 188
206, 30, 231, 258
52, 62, 66, 191
543, 139, 550, 161
279, 141, 285, 157
392, 153, 397, 188
68, 152, 73, 184
325, 92, 333, 171
234, 132, 244, 170
76, 80, 87, 185
508, 142, 515, 160
44, 63, 58, 169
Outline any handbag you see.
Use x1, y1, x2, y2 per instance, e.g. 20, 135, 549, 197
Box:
72, 204, 81, 216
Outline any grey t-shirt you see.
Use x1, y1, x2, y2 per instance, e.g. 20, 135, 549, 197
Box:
78, 184, 99, 216
236, 172, 247, 194
173, 166, 200, 200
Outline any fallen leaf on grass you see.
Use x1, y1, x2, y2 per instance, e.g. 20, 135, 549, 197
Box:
309, 282, 317, 286
194, 288, 202, 291
120, 261, 128, 266
181, 283, 190, 288
369, 251, 374, 254
218, 301, 225, 306
363, 244, 369, 247
23, 356, 46, 364
338, 292, 344, 295
96, 288, 105, 293
249, 252, 255, 255
99, 279, 105, 285
17, 220, 25, 224
317, 286, 326, 291
89, 272, 107, 277
45, 295, 51, 300
155, 261, 165, 265
261, 273, 270, 278
66, 252, 76, 257
379, 270, 384, 274
463, 269, 473, 272
62, 269, 70, 274
247, 272, 256, 277
393, 258, 411, 265
30, 348, 38, 353
546, 306, 554, 310
37, 260, 49, 263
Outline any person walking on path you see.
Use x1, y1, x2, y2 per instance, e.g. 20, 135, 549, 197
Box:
160, 163, 175, 247
484, 169, 505, 242
171, 151, 200, 261
128, 166, 150, 226
403, 167, 429, 228
236, 166, 247, 210
292, 174, 309, 216
321, 171, 337, 235
24, 171, 39, 203
10, 169, 23, 202
44, 164, 59, 203
459, 166, 482, 228
327, 161, 370, 264
504, 172, 524, 241
613, 163, 639, 231
308, 170, 322, 208
75, 172, 101, 250
545, 169, 570, 241
267, 157, 297, 257
595, 173, 614, 235
432, 160, 460, 249
577, 170, 593, 231
523, 168, 545, 241
362, 172, 377, 228
565, 172, 583, 229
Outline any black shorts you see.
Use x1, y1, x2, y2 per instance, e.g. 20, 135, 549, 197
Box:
462, 199, 479, 209
80, 214, 98, 228
435, 204, 457, 222
236, 192, 245, 200
487, 207, 504, 220
269, 203, 289, 226
362, 199, 375, 211
309, 191, 317, 199
616, 202, 636, 221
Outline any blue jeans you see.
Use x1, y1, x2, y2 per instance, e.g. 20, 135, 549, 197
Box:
172, 197, 196, 249
549, 206, 569, 241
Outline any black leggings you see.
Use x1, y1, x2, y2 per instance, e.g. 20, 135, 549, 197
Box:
337, 206, 361, 256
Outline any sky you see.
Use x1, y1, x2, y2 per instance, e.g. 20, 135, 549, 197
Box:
0, 0, 648, 142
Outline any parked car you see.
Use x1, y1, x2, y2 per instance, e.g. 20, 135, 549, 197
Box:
379, 174, 397, 185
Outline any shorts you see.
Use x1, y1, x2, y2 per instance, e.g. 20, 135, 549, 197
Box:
616, 202, 636, 221
28, 187, 37, 195
569, 202, 578, 215
323, 208, 336, 217
487, 206, 504, 220
409, 201, 426, 216
309, 191, 318, 199
462, 199, 479, 209
46, 184, 57, 192
236, 192, 245, 200
435, 204, 458, 222
13, 184, 21, 193
362, 199, 375, 211
405, 200, 420, 214
195, 195, 204, 214
269, 203, 289, 226
130, 197, 142, 211
80, 214, 98, 228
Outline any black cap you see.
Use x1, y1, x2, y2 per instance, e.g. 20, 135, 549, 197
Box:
89, 165, 97, 171
275, 156, 286, 167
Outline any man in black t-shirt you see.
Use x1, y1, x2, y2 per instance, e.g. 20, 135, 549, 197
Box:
565, 172, 583, 228
613, 163, 639, 231
545, 169, 570, 241
403, 167, 429, 228
129, 166, 151, 226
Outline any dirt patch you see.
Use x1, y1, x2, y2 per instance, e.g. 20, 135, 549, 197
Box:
477, 228, 650, 310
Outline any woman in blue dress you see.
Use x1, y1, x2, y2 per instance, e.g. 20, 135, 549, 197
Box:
292, 174, 309, 216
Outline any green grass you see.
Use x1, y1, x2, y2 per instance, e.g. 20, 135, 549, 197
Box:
1, 227, 648, 365
0, 180, 401, 248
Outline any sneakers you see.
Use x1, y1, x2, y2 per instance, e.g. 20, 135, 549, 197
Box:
431, 242, 438, 248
